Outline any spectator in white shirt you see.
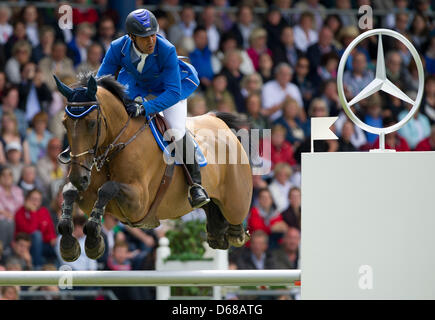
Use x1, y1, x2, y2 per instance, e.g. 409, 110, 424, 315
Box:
0, 5, 12, 45
262, 63, 304, 121
200, 6, 220, 53
168, 5, 197, 47
22, 5, 40, 48
269, 163, 295, 213
293, 12, 318, 53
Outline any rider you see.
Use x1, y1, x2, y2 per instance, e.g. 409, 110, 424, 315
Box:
96, 9, 210, 209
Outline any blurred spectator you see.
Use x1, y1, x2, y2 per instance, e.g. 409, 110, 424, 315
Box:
76, 42, 104, 75
155, 9, 169, 39
275, 0, 295, 26
269, 162, 295, 213
95, 0, 119, 26
422, 76, 435, 124
384, 0, 410, 29
56, 214, 97, 271
200, 6, 220, 53
48, 189, 62, 232
273, 97, 306, 147
272, 227, 300, 269
187, 94, 207, 116
319, 79, 340, 116
213, 0, 234, 32
18, 165, 42, 197
362, 94, 384, 144
97, 16, 116, 54
0, 166, 24, 249
293, 56, 320, 108
262, 63, 303, 121
257, 52, 274, 83
18, 62, 52, 121
386, 51, 406, 89
372, 117, 411, 151
0, 111, 30, 164
425, 37, 435, 75
246, 93, 270, 132
398, 105, 431, 150
0, 72, 7, 100
306, 26, 337, 76
107, 240, 131, 271
189, 26, 214, 89
26, 112, 53, 164
415, 125, 435, 151
248, 188, 286, 236
336, 0, 358, 27
0, 286, 19, 300
14, 189, 57, 269
36, 137, 67, 202
240, 72, 263, 98
235, 230, 277, 269
5, 142, 24, 183
22, 5, 41, 48
31, 26, 55, 64
101, 213, 118, 259
5, 40, 32, 84
293, 12, 318, 53
67, 22, 95, 67
264, 124, 297, 168
409, 13, 430, 52
0, 5, 12, 45
281, 187, 301, 230
294, 0, 326, 31
229, 5, 257, 50
205, 73, 236, 112
221, 49, 246, 113
39, 41, 75, 91
5, 233, 32, 270
213, 32, 255, 76
272, 26, 302, 69
168, 5, 196, 47
72, 0, 99, 25
247, 28, 272, 72
4, 21, 28, 59
264, 6, 288, 52
338, 121, 357, 152
323, 14, 343, 49
343, 51, 374, 99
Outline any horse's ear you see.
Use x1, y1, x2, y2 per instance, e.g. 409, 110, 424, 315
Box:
86, 76, 97, 100
53, 75, 74, 100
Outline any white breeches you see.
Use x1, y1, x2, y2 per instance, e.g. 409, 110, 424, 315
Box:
161, 99, 187, 141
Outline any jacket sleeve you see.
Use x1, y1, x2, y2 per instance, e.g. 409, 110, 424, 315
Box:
96, 43, 121, 77
143, 46, 181, 115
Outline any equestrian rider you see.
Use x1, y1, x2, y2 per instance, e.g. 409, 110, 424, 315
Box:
96, 9, 210, 209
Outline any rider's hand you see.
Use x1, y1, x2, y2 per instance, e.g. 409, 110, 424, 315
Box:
126, 101, 145, 117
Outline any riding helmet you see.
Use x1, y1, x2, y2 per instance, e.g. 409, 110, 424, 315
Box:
125, 9, 159, 37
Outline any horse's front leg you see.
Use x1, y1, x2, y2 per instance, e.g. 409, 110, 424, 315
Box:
84, 181, 121, 259
58, 182, 81, 262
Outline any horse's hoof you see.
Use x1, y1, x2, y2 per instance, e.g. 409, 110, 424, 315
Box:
85, 235, 105, 260
58, 218, 74, 235
207, 233, 229, 250
226, 230, 250, 248
60, 234, 81, 262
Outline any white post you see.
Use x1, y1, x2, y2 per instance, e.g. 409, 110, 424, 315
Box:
156, 237, 171, 300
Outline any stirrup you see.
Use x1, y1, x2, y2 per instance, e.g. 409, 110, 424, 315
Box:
188, 183, 210, 208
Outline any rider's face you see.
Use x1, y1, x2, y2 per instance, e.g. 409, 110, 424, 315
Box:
133, 34, 156, 54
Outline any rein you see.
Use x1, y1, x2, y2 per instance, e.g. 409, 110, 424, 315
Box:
58, 100, 152, 173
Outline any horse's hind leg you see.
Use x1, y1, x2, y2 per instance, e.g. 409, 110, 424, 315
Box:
58, 183, 81, 262
226, 224, 250, 248
84, 181, 120, 259
205, 200, 229, 250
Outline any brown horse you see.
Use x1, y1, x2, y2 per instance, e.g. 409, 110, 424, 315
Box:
54, 75, 253, 262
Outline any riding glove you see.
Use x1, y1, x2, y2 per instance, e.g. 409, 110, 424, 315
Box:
126, 101, 145, 117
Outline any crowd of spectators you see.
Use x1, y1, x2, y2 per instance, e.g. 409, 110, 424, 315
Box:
0, 0, 435, 300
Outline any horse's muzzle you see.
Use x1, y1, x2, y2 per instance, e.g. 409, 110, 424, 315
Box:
70, 174, 90, 191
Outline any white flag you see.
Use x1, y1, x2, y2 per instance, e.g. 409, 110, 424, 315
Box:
311, 117, 338, 153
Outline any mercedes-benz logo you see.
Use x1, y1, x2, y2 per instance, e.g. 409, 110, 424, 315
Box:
337, 28, 425, 150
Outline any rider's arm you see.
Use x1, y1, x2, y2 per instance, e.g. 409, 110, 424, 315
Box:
142, 46, 181, 115
96, 43, 121, 78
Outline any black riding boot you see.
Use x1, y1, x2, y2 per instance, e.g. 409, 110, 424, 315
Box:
175, 132, 210, 209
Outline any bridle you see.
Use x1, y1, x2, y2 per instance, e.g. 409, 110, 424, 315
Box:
58, 99, 152, 173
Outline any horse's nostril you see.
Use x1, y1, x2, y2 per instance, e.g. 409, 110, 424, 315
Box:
81, 176, 89, 184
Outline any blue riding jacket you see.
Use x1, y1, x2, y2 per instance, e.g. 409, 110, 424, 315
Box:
96, 34, 200, 115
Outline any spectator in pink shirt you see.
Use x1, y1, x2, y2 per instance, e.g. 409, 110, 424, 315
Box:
0, 165, 24, 248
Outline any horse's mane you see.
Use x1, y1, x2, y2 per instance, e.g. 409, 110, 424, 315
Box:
77, 73, 127, 105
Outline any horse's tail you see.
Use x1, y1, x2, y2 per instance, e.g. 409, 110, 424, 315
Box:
212, 112, 257, 167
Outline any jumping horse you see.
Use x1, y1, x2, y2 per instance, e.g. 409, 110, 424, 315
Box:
54, 75, 253, 262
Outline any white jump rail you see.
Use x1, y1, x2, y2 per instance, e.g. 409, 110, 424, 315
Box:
0, 270, 301, 287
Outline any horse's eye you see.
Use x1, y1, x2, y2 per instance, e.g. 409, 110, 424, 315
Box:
88, 120, 97, 130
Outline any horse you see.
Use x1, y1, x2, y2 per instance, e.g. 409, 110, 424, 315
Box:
54, 74, 253, 262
